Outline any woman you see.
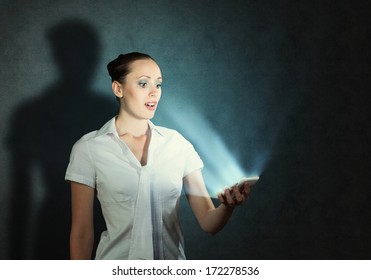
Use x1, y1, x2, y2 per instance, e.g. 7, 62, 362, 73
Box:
65, 52, 253, 260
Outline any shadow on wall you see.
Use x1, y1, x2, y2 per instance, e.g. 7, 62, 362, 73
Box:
6, 18, 117, 259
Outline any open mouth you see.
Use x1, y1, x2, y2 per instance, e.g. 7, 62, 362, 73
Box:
145, 102, 157, 110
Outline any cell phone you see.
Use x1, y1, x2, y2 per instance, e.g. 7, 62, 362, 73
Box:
222, 176, 260, 199
231, 176, 260, 191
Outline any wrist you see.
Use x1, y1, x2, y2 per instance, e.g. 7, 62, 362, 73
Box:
220, 202, 235, 212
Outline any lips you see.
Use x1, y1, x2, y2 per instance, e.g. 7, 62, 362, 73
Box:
145, 101, 157, 111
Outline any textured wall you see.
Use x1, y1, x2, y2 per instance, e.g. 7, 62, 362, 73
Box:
0, 0, 370, 259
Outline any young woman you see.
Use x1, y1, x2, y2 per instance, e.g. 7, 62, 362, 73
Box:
65, 52, 252, 260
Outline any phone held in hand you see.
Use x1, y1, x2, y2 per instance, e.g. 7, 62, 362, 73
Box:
231, 176, 259, 191
221, 176, 260, 200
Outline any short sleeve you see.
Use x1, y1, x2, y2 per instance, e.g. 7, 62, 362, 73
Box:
65, 139, 96, 188
183, 143, 204, 177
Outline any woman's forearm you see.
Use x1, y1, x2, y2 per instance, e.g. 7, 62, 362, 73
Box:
70, 231, 94, 260
200, 203, 234, 235
70, 182, 95, 259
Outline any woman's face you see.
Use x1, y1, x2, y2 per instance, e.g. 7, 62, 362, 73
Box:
116, 59, 162, 120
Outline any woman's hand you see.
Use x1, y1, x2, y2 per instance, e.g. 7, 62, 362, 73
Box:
184, 170, 254, 234
217, 181, 252, 208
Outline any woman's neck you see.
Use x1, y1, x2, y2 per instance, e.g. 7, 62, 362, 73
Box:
115, 111, 149, 137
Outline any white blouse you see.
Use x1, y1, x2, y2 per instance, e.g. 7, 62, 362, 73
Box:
65, 117, 203, 259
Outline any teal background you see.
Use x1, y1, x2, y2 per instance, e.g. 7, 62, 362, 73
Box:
0, 0, 370, 259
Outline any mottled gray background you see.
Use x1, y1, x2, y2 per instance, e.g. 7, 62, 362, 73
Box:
0, 0, 370, 259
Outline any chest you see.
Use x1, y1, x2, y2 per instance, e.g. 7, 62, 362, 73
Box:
120, 134, 150, 166
94, 148, 185, 204
91, 131, 191, 203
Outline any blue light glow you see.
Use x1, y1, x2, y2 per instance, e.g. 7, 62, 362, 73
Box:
160, 102, 263, 198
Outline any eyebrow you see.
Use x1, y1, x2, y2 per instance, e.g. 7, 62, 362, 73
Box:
137, 75, 162, 80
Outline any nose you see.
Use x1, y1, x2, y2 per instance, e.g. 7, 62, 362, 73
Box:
149, 85, 160, 97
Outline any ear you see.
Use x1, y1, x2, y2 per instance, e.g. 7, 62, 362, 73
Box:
112, 81, 124, 99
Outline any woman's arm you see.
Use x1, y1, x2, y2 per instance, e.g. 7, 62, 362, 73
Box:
183, 169, 251, 235
70, 182, 95, 259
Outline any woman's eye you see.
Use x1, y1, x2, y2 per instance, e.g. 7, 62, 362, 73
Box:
156, 84, 162, 89
138, 81, 148, 88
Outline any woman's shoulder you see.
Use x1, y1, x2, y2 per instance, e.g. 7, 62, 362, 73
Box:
74, 117, 116, 145
153, 124, 194, 148
78, 130, 100, 142
70, 130, 99, 153
153, 124, 184, 139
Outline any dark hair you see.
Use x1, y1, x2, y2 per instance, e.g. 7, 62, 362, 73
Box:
107, 52, 154, 83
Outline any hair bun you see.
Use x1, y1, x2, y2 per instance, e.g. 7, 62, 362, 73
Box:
107, 54, 123, 78
106, 52, 154, 82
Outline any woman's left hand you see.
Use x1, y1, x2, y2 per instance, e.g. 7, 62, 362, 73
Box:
217, 181, 252, 208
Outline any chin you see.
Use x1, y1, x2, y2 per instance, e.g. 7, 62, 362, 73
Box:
142, 113, 155, 120
148, 111, 157, 118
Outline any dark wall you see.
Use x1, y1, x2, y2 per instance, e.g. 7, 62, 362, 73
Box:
0, 0, 370, 259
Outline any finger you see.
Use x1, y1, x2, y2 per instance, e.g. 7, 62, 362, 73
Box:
217, 192, 226, 204
232, 185, 244, 204
242, 182, 252, 197
224, 188, 236, 207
